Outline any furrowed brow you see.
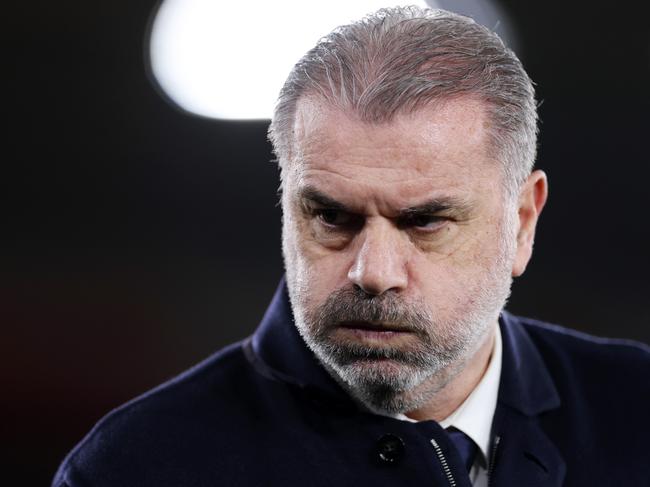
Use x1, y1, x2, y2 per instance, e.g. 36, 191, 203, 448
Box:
399, 197, 472, 217
298, 186, 349, 211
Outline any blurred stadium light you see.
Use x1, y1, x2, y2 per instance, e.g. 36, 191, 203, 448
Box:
147, 0, 515, 120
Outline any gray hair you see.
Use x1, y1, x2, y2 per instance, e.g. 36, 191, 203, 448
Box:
267, 6, 538, 196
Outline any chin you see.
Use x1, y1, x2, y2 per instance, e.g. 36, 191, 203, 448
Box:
338, 362, 440, 415
314, 352, 442, 413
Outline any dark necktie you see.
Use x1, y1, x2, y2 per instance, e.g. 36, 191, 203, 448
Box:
446, 427, 478, 473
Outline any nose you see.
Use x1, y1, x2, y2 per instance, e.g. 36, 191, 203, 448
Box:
347, 219, 409, 296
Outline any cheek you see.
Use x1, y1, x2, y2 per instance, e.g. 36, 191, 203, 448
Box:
412, 259, 469, 311
282, 213, 310, 280
282, 211, 349, 306
411, 234, 503, 313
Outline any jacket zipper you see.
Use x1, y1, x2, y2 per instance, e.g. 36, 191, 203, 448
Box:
487, 435, 501, 487
430, 438, 457, 487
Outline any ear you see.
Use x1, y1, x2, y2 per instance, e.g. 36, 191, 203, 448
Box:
512, 170, 548, 277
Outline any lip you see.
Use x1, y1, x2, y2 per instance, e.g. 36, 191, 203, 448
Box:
338, 321, 412, 332
336, 321, 414, 341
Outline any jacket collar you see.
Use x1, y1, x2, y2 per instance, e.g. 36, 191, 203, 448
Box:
490, 311, 564, 486
249, 278, 351, 402
498, 311, 561, 416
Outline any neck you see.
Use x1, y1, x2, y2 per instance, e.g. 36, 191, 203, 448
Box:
405, 323, 497, 422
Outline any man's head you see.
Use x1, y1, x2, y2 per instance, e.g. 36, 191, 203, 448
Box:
269, 7, 547, 415
269, 6, 538, 196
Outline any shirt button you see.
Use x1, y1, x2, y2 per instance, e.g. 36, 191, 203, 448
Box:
375, 433, 405, 464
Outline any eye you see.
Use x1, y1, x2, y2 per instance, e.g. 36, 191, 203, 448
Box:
316, 209, 354, 227
401, 214, 447, 231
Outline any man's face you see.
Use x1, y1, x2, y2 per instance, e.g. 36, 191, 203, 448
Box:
281, 96, 519, 414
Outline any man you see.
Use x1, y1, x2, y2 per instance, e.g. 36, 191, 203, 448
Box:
53, 7, 649, 486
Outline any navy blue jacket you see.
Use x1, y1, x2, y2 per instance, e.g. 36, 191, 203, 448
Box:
53, 281, 650, 486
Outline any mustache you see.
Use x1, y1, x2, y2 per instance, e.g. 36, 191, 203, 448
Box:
310, 286, 433, 335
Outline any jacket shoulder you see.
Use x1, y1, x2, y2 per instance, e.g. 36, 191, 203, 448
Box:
515, 314, 649, 364
508, 313, 649, 402
502, 314, 650, 483
52, 340, 257, 486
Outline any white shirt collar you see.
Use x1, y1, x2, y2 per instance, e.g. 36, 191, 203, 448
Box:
439, 326, 502, 462
394, 325, 502, 463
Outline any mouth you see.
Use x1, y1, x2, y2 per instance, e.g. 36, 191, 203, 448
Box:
336, 321, 415, 341
339, 321, 410, 332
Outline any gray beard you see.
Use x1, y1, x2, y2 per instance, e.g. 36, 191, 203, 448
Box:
290, 279, 510, 415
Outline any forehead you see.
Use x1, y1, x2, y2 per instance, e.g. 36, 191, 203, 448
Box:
288, 96, 501, 209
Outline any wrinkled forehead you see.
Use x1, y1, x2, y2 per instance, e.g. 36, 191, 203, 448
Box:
288, 94, 496, 179
283, 95, 504, 212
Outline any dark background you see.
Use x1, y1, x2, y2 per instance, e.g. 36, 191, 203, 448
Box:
5, 1, 649, 484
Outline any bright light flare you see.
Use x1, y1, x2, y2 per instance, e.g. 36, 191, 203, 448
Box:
148, 0, 430, 120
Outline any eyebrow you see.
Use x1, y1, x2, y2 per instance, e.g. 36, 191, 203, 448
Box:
299, 186, 350, 211
401, 197, 472, 216
298, 185, 472, 217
